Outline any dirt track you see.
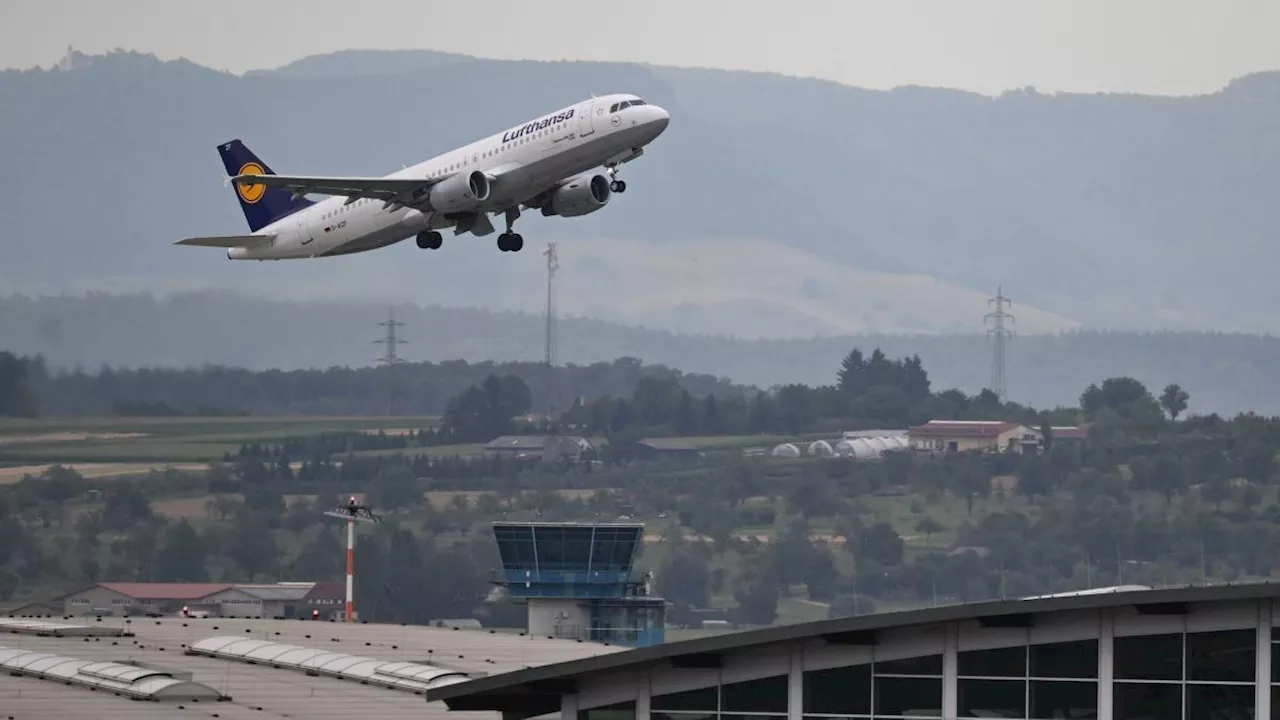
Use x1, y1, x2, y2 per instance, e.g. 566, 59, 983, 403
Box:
0, 432, 150, 445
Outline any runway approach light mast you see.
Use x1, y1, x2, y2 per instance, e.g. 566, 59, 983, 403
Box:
323, 498, 382, 622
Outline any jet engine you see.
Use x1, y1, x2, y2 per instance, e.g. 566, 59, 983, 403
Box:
542, 173, 611, 217
428, 170, 490, 212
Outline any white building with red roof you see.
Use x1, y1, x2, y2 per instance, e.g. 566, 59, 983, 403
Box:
907, 420, 1041, 454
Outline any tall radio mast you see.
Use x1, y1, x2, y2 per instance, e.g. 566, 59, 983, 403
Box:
542, 243, 560, 421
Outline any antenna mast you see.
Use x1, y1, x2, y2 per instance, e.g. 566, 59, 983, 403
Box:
984, 286, 1014, 400
374, 308, 407, 416
543, 243, 559, 421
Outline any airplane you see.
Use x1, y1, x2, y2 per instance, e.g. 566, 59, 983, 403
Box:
177, 93, 670, 259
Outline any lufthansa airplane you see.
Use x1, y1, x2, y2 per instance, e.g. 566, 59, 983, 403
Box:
178, 93, 670, 259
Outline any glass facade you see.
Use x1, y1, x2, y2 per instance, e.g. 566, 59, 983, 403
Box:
799, 652, 943, 718
494, 523, 642, 573
494, 523, 643, 597
1114, 629, 1255, 720
957, 640, 1098, 719
653, 676, 788, 720
579, 609, 1273, 720
587, 598, 666, 647
1271, 624, 1280, 720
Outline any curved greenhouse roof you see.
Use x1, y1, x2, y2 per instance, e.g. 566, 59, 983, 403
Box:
808, 440, 834, 457
0, 646, 223, 701
187, 636, 471, 694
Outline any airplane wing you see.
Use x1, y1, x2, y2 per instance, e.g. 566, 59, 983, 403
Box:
175, 234, 275, 248
231, 165, 524, 206
231, 174, 439, 205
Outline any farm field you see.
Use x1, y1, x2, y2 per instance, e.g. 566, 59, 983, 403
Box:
0, 415, 439, 471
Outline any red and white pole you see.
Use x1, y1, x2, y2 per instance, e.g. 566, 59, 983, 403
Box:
345, 517, 355, 622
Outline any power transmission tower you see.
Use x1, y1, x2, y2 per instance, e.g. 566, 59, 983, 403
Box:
984, 286, 1014, 400
542, 243, 559, 423
374, 308, 407, 416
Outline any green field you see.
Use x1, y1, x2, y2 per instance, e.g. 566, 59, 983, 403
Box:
0, 415, 439, 472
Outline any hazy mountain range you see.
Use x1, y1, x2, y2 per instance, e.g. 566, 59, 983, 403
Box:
3, 48, 1278, 338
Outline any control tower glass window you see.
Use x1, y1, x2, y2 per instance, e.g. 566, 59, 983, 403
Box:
492, 523, 642, 574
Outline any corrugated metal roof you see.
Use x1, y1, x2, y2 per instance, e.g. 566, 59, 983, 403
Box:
637, 438, 699, 451
305, 581, 347, 600
98, 583, 233, 600
485, 435, 551, 450
484, 435, 589, 450
231, 586, 315, 601
0, 613, 620, 719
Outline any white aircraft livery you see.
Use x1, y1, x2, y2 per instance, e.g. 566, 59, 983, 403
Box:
177, 94, 670, 259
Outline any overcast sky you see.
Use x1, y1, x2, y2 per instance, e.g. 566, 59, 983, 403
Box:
5, 0, 1278, 96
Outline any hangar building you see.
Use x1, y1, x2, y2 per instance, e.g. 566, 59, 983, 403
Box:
428, 583, 1280, 720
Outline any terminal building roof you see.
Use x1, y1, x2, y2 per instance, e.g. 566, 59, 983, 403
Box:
0, 613, 622, 719
426, 582, 1280, 716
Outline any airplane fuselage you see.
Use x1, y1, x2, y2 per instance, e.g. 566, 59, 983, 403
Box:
229, 94, 669, 260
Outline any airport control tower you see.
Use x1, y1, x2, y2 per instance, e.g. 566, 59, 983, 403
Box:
492, 521, 665, 647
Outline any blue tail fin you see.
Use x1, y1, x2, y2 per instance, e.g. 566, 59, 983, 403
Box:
217, 139, 315, 232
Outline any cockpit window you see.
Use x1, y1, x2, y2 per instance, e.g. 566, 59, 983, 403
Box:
610, 99, 646, 113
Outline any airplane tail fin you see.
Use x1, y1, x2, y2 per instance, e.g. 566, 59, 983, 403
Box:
217, 139, 314, 232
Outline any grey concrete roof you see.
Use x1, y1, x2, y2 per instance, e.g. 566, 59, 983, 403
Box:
426, 582, 1280, 714
637, 439, 700, 451
230, 585, 315, 602
0, 615, 621, 719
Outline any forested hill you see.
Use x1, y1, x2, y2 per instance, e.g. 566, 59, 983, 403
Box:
2, 49, 1279, 337
4, 292, 1280, 415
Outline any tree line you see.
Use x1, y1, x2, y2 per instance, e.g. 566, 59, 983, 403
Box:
0, 351, 747, 417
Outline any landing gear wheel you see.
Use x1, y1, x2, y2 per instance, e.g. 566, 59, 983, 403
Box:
498, 232, 524, 252
416, 231, 443, 250
610, 180, 627, 193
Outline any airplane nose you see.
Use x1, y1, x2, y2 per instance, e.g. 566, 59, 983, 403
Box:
649, 105, 670, 132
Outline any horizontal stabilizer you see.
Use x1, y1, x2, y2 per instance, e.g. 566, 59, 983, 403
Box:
176, 234, 275, 249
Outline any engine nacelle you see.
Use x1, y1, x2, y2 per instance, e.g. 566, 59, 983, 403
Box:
543, 173, 611, 218
428, 170, 490, 212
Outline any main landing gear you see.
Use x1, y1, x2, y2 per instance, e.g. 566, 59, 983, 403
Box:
497, 206, 524, 252
607, 164, 627, 194
416, 231, 442, 250
498, 233, 524, 252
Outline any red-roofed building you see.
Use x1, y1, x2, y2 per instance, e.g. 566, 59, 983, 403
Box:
1050, 426, 1089, 441
908, 420, 1040, 454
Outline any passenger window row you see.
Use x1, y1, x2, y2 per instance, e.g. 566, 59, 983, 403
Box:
321, 117, 576, 217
